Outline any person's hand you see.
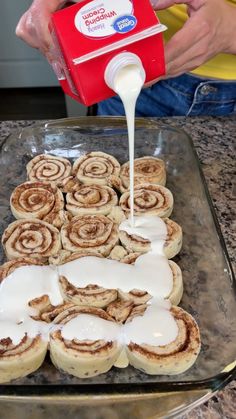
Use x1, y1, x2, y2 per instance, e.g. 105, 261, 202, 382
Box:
152, 0, 236, 78
16, 0, 66, 61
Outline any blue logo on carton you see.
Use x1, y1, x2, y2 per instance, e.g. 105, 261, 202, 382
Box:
113, 15, 137, 34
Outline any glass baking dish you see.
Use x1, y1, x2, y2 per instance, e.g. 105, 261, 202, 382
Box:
0, 117, 235, 417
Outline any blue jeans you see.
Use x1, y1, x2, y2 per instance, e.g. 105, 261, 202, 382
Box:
97, 73, 236, 117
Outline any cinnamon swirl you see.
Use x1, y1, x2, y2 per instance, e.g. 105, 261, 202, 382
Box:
10, 181, 64, 223
27, 154, 72, 186
61, 215, 119, 256
125, 306, 201, 375
72, 152, 120, 185
2, 219, 61, 261
0, 257, 44, 282
0, 333, 47, 383
119, 183, 173, 218
50, 305, 123, 378
120, 156, 166, 189
66, 184, 118, 217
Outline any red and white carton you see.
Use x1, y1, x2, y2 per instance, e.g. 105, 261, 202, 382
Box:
50, 0, 166, 106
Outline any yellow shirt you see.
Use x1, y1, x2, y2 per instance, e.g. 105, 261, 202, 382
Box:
157, 2, 236, 80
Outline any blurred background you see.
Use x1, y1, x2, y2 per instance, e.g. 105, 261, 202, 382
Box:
0, 1, 89, 119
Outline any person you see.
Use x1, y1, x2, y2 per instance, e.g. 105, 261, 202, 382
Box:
16, 0, 236, 116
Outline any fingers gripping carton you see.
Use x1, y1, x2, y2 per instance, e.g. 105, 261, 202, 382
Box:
50, 0, 166, 106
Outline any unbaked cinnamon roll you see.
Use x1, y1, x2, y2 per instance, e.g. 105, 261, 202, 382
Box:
119, 229, 150, 254
72, 152, 120, 185
120, 156, 166, 190
50, 305, 123, 378
164, 218, 183, 259
10, 181, 64, 222
0, 333, 47, 383
119, 183, 173, 218
27, 154, 72, 186
118, 260, 182, 306
66, 184, 118, 216
59, 275, 118, 308
125, 306, 201, 375
166, 261, 183, 305
119, 217, 182, 259
0, 257, 45, 282
2, 219, 61, 261
61, 215, 119, 256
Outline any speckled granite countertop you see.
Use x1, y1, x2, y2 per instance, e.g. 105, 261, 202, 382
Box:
0, 117, 235, 419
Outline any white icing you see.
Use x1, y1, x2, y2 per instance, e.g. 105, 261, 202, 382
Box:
123, 303, 178, 346
0, 318, 54, 345
113, 64, 144, 227
0, 265, 63, 344
60, 302, 178, 347
61, 314, 121, 342
0, 265, 62, 321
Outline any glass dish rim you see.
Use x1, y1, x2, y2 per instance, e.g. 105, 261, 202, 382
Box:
0, 116, 235, 400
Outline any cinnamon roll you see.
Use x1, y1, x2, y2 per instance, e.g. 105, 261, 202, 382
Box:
119, 229, 150, 254
125, 306, 201, 375
0, 333, 47, 383
27, 154, 72, 186
61, 215, 119, 256
2, 219, 61, 261
59, 275, 118, 308
66, 184, 118, 217
167, 261, 183, 305
164, 218, 183, 259
119, 218, 182, 259
120, 156, 166, 190
0, 257, 44, 282
50, 305, 123, 378
72, 152, 120, 185
10, 181, 64, 223
119, 183, 173, 218
117, 260, 182, 306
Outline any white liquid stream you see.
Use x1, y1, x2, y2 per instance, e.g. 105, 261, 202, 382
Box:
0, 66, 179, 349
113, 64, 144, 227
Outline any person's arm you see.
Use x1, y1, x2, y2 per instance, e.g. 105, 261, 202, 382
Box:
16, 0, 66, 61
152, 0, 236, 77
